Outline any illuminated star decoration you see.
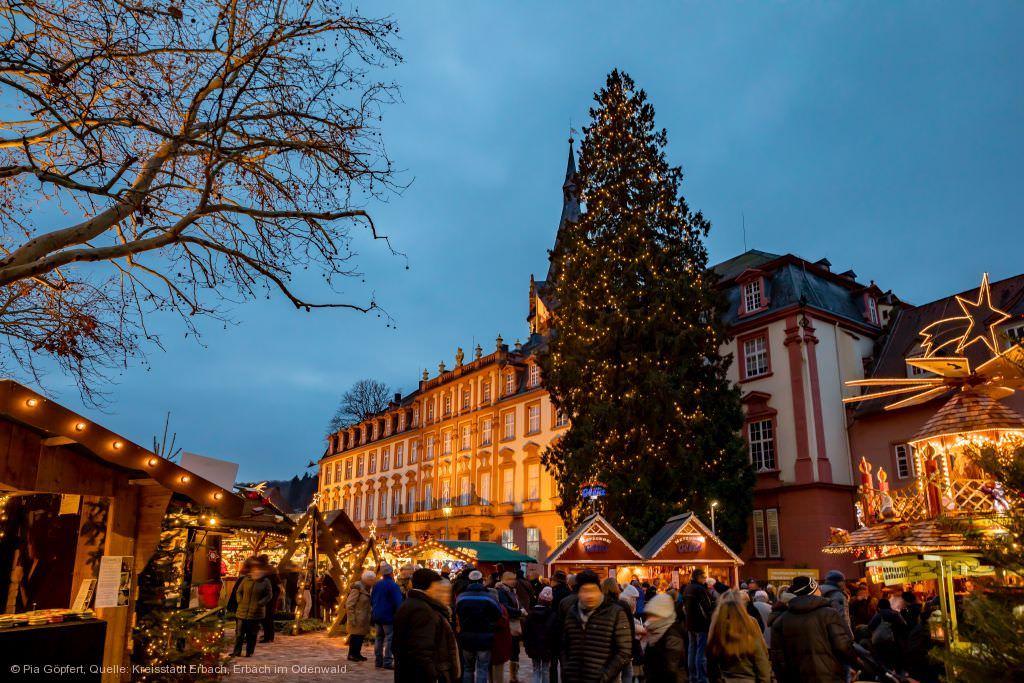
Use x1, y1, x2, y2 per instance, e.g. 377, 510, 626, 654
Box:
843, 273, 1024, 411
953, 273, 1011, 355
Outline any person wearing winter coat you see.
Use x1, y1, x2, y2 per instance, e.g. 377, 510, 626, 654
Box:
231, 561, 273, 657
523, 587, 559, 683
642, 593, 687, 683
706, 591, 771, 683
497, 571, 527, 682
867, 598, 909, 672
558, 570, 632, 683
256, 555, 281, 642
819, 570, 852, 630
393, 568, 461, 683
769, 576, 857, 683
371, 563, 404, 669
683, 568, 714, 683
751, 591, 773, 642
345, 570, 376, 661
454, 570, 502, 683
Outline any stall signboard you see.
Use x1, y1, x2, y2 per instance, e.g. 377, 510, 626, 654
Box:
95, 555, 133, 608
673, 533, 705, 554
580, 482, 607, 500
582, 522, 613, 553
766, 567, 820, 584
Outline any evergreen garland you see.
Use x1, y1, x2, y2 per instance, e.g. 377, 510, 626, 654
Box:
540, 69, 753, 548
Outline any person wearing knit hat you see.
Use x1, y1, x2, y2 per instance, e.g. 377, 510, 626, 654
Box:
768, 575, 856, 682
523, 584, 559, 681
819, 570, 851, 630
454, 567, 502, 682
643, 593, 686, 681
538, 586, 554, 604
370, 560, 403, 669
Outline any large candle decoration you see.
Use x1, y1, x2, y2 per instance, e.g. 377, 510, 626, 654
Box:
877, 467, 894, 519
922, 444, 943, 518
858, 457, 876, 523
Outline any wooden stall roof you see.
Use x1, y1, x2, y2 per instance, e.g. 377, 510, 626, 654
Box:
546, 512, 644, 565
405, 537, 475, 563
911, 390, 1024, 444
437, 540, 535, 564
0, 379, 242, 517
320, 509, 364, 546
823, 518, 992, 555
639, 512, 744, 565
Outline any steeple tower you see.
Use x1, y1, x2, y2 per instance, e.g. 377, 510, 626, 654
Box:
547, 136, 580, 282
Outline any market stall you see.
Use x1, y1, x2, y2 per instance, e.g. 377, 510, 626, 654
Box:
830, 283, 1024, 669
545, 512, 645, 579
404, 536, 536, 575
638, 512, 743, 588
0, 380, 241, 683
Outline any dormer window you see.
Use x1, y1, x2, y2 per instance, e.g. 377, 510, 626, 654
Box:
504, 371, 516, 395
743, 280, 763, 312
865, 295, 879, 325
528, 364, 541, 388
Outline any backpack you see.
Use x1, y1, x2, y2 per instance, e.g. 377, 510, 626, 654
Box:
871, 620, 895, 646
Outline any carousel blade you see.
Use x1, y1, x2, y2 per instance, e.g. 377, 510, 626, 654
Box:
883, 386, 950, 411
976, 346, 1024, 380
842, 384, 939, 404
976, 384, 1015, 401
904, 356, 971, 378
846, 378, 946, 387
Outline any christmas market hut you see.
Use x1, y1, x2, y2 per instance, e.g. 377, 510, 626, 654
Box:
830, 276, 1024, 658
0, 380, 241, 683
639, 512, 744, 588
404, 536, 536, 575
545, 512, 644, 579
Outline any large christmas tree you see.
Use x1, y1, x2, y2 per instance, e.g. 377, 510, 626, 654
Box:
540, 70, 753, 548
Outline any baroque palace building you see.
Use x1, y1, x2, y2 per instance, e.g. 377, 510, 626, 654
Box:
316, 140, 951, 578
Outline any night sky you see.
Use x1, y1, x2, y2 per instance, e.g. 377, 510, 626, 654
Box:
37, 2, 1024, 481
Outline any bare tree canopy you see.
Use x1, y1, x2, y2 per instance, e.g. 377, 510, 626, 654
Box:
0, 0, 402, 400
327, 377, 391, 434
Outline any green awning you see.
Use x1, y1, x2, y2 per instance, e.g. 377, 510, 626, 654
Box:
437, 540, 536, 563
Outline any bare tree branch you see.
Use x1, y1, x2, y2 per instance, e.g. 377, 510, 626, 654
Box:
0, 0, 404, 402
326, 378, 392, 434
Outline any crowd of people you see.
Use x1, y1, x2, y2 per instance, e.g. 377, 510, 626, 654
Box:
224, 557, 945, 682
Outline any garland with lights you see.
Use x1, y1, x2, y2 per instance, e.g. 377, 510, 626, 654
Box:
539, 69, 752, 548
131, 501, 226, 682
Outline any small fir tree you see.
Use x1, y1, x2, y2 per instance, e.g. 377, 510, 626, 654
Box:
540, 70, 753, 548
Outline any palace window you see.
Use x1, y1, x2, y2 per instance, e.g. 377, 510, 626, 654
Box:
527, 463, 540, 500
324, 465, 332, 486
353, 495, 362, 521
443, 393, 452, 416
527, 404, 541, 434
368, 452, 377, 474
462, 387, 471, 410
555, 408, 569, 428
459, 476, 471, 506
379, 490, 388, 518
372, 422, 379, 440
399, 412, 406, 432
407, 486, 417, 514
743, 280, 763, 313
410, 440, 419, 464
482, 380, 491, 403
393, 489, 402, 516
381, 447, 390, 471
529, 364, 541, 388
423, 483, 433, 511
442, 431, 452, 455
526, 527, 541, 560
426, 402, 435, 422
356, 455, 365, 477
481, 419, 493, 446
440, 480, 450, 507
502, 411, 515, 441
479, 472, 491, 505
501, 528, 515, 551
412, 407, 419, 426
345, 458, 353, 479
384, 418, 392, 437
461, 425, 471, 450
334, 462, 342, 482
502, 468, 514, 503
748, 419, 776, 472
426, 435, 435, 460
752, 508, 781, 559
365, 493, 374, 521
395, 443, 404, 468
895, 443, 914, 479
504, 371, 516, 395
742, 334, 770, 379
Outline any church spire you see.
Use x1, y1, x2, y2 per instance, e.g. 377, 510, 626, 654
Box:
547, 136, 580, 282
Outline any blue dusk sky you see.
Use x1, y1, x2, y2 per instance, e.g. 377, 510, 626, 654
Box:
38, 2, 1024, 482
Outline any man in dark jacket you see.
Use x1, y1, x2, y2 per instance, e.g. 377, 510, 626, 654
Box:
819, 569, 851, 630
454, 570, 502, 683
682, 568, 713, 683
770, 575, 857, 683
371, 562, 404, 669
548, 571, 572, 683
558, 570, 631, 683
231, 561, 273, 657
393, 568, 460, 682
257, 556, 281, 643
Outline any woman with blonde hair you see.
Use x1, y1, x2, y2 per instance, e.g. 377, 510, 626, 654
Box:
706, 590, 771, 682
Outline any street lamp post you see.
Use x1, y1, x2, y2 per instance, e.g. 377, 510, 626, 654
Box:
710, 500, 718, 536
442, 505, 453, 539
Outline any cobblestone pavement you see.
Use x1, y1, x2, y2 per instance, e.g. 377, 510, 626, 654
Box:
224, 632, 534, 682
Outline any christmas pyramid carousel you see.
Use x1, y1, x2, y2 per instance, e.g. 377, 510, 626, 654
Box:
825, 274, 1024, 646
